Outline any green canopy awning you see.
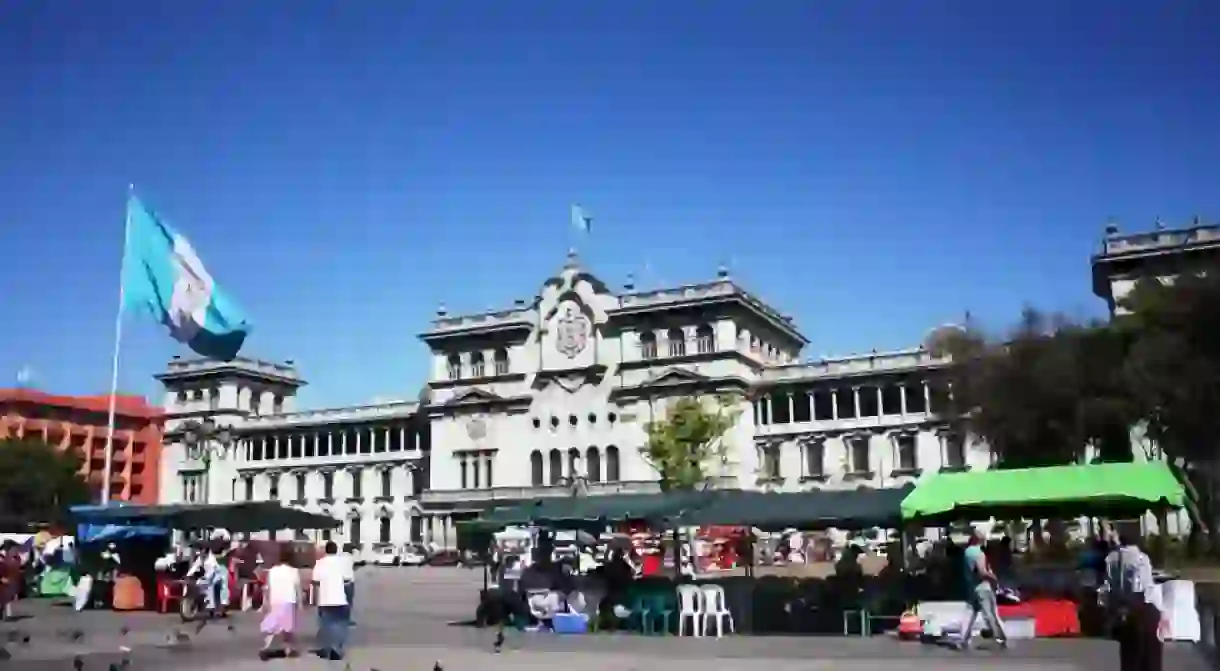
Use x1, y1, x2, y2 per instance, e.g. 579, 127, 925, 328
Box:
474, 491, 712, 529
70, 502, 342, 532
900, 462, 1186, 522
673, 485, 914, 531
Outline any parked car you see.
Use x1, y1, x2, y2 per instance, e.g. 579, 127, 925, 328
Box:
400, 546, 426, 566
371, 546, 400, 566
425, 550, 461, 566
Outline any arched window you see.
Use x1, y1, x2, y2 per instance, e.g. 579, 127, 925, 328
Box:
667, 328, 686, 357
470, 352, 485, 378
695, 325, 715, 354
567, 448, 581, 479
446, 354, 462, 380
605, 445, 621, 482
586, 446, 601, 482
640, 332, 657, 359
530, 451, 544, 486
494, 348, 509, 376
548, 449, 563, 485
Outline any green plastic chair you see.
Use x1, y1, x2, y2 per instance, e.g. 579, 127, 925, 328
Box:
629, 594, 656, 634
648, 592, 676, 635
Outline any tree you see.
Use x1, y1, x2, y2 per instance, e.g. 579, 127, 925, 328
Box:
0, 437, 92, 522
1120, 272, 1220, 550
941, 308, 1135, 469
642, 395, 741, 491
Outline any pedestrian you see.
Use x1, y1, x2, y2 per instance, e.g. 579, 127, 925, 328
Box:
258, 547, 300, 660
312, 542, 349, 661
1103, 534, 1163, 671
955, 529, 1009, 651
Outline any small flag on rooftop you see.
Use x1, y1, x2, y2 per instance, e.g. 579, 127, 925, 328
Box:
571, 204, 592, 233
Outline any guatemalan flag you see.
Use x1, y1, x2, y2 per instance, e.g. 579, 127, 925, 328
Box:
120, 195, 251, 361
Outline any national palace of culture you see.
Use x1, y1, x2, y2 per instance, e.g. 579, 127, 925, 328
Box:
158, 219, 1218, 552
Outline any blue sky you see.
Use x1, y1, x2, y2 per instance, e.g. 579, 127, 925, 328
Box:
1, 1, 1217, 409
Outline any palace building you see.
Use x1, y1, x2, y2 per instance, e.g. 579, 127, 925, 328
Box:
157, 249, 984, 553
160, 218, 1208, 554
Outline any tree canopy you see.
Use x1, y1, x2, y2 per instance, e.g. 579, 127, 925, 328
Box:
642, 395, 740, 491
944, 270, 1220, 550
0, 437, 92, 523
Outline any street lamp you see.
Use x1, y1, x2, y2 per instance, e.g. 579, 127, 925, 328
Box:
180, 418, 236, 503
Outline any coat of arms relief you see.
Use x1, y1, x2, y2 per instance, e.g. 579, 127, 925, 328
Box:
555, 305, 591, 359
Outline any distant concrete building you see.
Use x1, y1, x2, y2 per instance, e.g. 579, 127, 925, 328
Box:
158, 250, 983, 553
0, 389, 164, 503
1092, 218, 1220, 315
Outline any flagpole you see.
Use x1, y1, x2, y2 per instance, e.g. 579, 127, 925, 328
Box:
101, 186, 133, 505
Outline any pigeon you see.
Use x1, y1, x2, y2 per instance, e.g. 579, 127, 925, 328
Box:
226, 623, 235, 632
72, 655, 83, 671
119, 626, 129, 637
70, 630, 85, 642
18, 634, 28, 646
108, 663, 121, 671
433, 662, 443, 671
493, 629, 504, 653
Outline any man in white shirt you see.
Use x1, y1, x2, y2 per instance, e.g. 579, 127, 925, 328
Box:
1103, 535, 1163, 671
312, 542, 349, 661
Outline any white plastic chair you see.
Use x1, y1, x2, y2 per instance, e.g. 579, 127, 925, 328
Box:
699, 584, 734, 638
676, 584, 704, 637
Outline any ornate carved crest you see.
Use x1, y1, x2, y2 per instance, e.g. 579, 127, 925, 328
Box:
465, 416, 488, 441
555, 305, 590, 359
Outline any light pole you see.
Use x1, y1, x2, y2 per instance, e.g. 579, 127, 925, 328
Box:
180, 418, 236, 504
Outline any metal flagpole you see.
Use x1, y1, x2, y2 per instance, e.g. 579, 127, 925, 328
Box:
100, 185, 133, 505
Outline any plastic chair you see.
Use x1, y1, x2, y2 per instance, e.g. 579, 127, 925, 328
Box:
629, 594, 656, 634
156, 577, 184, 614
648, 592, 676, 635
699, 584, 734, 638
676, 584, 704, 637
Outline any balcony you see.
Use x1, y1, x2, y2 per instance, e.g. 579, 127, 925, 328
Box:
419, 477, 738, 506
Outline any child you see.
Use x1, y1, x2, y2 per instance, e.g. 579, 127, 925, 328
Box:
258, 548, 300, 660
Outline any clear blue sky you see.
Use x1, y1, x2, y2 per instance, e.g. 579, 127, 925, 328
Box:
2, 1, 1217, 409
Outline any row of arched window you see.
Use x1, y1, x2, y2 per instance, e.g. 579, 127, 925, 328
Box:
530, 446, 621, 486
446, 349, 510, 380
639, 325, 715, 359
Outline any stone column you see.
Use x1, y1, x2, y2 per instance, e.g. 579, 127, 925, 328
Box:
923, 382, 931, 413
787, 393, 795, 422
853, 387, 861, 418
900, 385, 907, 415
355, 430, 362, 453
831, 389, 839, 420
399, 426, 406, 451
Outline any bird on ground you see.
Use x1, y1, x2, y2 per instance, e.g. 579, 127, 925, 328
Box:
72, 654, 83, 671
19, 634, 29, 645
108, 663, 121, 671
433, 662, 443, 671
69, 630, 84, 642
119, 626, 129, 637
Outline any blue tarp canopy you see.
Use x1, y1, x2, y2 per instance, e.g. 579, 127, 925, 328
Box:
71, 504, 169, 543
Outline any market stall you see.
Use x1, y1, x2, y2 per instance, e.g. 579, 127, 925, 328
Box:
900, 461, 1190, 642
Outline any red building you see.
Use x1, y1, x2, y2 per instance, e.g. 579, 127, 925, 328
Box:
0, 389, 163, 503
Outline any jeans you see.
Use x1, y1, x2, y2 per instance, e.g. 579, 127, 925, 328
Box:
317, 605, 350, 655
202, 567, 230, 611
960, 583, 1007, 647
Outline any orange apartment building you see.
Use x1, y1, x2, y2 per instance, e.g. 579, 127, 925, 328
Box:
0, 389, 164, 503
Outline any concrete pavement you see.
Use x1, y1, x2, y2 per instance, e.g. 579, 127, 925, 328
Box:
0, 566, 1211, 671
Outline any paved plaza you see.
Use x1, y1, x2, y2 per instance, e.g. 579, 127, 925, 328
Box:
0, 567, 1211, 671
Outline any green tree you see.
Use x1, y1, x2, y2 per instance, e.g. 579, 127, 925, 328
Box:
642, 395, 741, 491
0, 437, 92, 521
942, 308, 1135, 469
1120, 272, 1220, 551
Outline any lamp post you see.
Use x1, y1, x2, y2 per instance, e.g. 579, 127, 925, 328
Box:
180, 418, 236, 504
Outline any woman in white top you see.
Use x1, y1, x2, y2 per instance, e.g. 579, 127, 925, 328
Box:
258, 548, 301, 660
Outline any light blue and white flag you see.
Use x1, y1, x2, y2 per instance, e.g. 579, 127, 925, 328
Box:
121, 195, 251, 361
571, 204, 592, 233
